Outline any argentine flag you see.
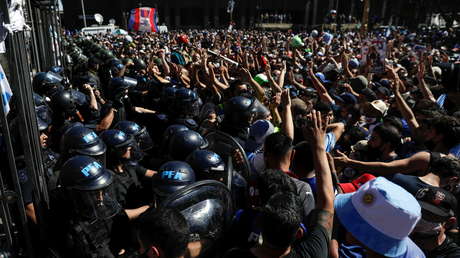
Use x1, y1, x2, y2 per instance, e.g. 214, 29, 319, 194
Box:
0, 64, 12, 114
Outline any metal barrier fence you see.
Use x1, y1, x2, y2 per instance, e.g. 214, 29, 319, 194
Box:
0, 0, 64, 256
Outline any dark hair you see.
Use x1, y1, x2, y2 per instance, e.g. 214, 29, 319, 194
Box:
264, 132, 293, 159
313, 101, 332, 114
137, 208, 190, 258
373, 124, 402, 149
428, 115, 460, 149
383, 116, 404, 133
430, 155, 460, 179
292, 141, 314, 173
261, 192, 302, 249
257, 169, 298, 205
414, 99, 445, 118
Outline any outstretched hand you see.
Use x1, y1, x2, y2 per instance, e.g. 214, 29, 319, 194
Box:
303, 110, 329, 149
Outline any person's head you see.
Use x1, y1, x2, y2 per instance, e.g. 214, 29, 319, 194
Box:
313, 101, 334, 125
186, 150, 225, 182
263, 132, 294, 169
291, 141, 314, 177
362, 100, 388, 119
99, 129, 135, 167
367, 124, 401, 159
244, 120, 275, 153
411, 186, 458, 250
257, 169, 298, 205
429, 155, 460, 191
152, 161, 196, 204
335, 177, 422, 257
168, 130, 208, 161
260, 192, 303, 250
421, 115, 460, 150
137, 208, 190, 258
336, 126, 369, 153
223, 96, 258, 130
60, 155, 120, 220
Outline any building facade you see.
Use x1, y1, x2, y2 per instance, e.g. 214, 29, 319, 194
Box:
62, 0, 460, 30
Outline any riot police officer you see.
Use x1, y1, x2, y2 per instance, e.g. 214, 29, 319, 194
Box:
160, 180, 233, 257
169, 87, 202, 130
152, 161, 196, 205
32, 71, 64, 98
49, 155, 123, 258
168, 129, 208, 160
113, 120, 154, 153
56, 124, 107, 172
100, 129, 152, 208
186, 150, 225, 182
220, 96, 260, 146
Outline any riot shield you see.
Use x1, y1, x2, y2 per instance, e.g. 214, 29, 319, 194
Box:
204, 130, 251, 181
161, 180, 233, 256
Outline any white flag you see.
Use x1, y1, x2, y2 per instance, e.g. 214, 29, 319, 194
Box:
0, 64, 12, 114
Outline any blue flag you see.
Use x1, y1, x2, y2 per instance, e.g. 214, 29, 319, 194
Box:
0, 64, 12, 114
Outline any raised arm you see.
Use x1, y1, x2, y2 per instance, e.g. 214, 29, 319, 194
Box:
281, 90, 294, 140
334, 150, 430, 176
307, 66, 335, 105
416, 61, 436, 102
303, 110, 334, 232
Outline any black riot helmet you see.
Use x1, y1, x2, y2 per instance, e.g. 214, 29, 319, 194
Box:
49, 90, 77, 118
109, 58, 125, 76
35, 105, 52, 132
161, 180, 233, 256
110, 76, 137, 98
168, 130, 208, 160
153, 161, 196, 200
160, 86, 178, 113
60, 155, 120, 219
33, 92, 46, 106
49, 66, 64, 76
186, 150, 225, 181
114, 120, 153, 151
133, 58, 147, 71
32, 71, 64, 97
161, 124, 189, 151
171, 88, 201, 117
99, 129, 135, 162
223, 96, 258, 129
61, 125, 107, 158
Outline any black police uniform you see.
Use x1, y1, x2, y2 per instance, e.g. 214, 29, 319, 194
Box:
49, 156, 130, 258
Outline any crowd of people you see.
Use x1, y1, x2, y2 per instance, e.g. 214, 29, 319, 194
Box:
8, 24, 460, 258
258, 12, 293, 24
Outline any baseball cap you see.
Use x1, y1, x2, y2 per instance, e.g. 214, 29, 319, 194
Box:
415, 186, 457, 223
348, 58, 360, 69
350, 76, 368, 92
254, 73, 269, 86
335, 177, 422, 257
369, 100, 389, 117
245, 120, 275, 153
338, 173, 376, 193
315, 72, 330, 84
340, 93, 358, 105
377, 86, 392, 98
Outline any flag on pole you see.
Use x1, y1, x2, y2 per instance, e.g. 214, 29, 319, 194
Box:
128, 7, 159, 32
0, 64, 12, 114
227, 0, 235, 13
